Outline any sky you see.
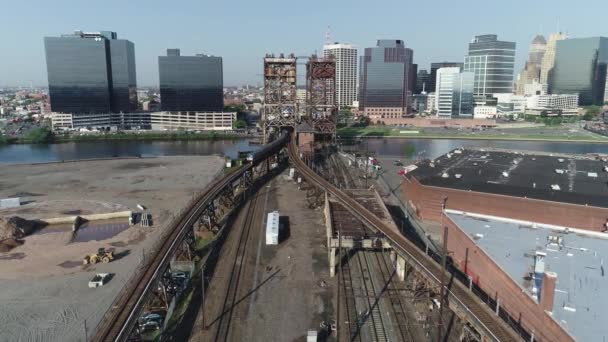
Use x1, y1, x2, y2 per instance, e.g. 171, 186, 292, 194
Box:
0, 0, 606, 87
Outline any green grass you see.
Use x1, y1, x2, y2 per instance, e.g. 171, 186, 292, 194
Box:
336, 126, 608, 142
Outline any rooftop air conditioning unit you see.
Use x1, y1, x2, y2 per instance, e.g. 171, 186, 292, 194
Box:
502, 171, 509, 177
551, 184, 561, 191
555, 169, 564, 174
441, 172, 449, 178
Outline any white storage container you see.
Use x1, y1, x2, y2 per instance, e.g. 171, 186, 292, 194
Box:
266, 211, 279, 245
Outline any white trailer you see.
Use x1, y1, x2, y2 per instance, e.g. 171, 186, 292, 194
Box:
266, 211, 279, 245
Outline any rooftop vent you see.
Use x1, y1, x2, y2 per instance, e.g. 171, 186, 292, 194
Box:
532, 157, 536, 161
555, 169, 565, 174
473, 162, 478, 166
455, 174, 462, 179
551, 184, 561, 191
502, 171, 509, 177
441, 172, 449, 178
558, 158, 565, 163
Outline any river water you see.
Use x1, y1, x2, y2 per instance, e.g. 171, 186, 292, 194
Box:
0, 138, 605, 165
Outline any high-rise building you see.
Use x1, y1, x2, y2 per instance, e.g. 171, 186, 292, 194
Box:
515, 35, 547, 95
415, 69, 431, 94
359, 39, 414, 119
540, 32, 567, 88
429, 62, 464, 93
323, 43, 357, 107
44, 30, 137, 114
435, 67, 474, 118
550, 37, 608, 106
464, 34, 516, 97
158, 49, 223, 112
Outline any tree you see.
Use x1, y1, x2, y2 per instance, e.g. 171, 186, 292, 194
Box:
25, 128, 53, 143
232, 119, 247, 129
540, 110, 548, 118
584, 105, 600, 119
357, 116, 371, 127
403, 144, 416, 158
338, 108, 353, 124
582, 112, 595, 121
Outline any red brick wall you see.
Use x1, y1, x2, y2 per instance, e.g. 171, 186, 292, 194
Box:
403, 176, 608, 232
444, 215, 574, 342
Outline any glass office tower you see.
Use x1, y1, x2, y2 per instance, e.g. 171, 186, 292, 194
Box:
158, 49, 224, 112
110, 39, 138, 112
44, 31, 137, 114
430, 62, 464, 93
359, 40, 414, 111
464, 34, 516, 97
415, 69, 431, 94
550, 37, 608, 105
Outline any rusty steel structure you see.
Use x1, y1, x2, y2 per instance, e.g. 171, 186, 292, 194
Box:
262, 54, 298, 143
305, 55, 337, 137
92, 134, 289, 342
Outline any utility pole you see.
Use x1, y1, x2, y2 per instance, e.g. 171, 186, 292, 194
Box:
437, 225, 448, 342
336, 223, 342, 341
201, 265, 207, 330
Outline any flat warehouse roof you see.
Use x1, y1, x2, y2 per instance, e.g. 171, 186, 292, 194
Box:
407, 148, 608, 208
447, 211, 608, 341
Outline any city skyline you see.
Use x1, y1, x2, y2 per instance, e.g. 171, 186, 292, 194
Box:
1, 0, 607, 88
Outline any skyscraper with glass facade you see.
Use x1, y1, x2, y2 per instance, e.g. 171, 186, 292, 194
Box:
359, 40, 414, 119
464, 34, 516, 97
158, 49, 224, 112
415, 69, 431, 94
435, 67, 474, 118
44, 31, 137, 114
550, 37, 608, 106
429, 62, 464, 93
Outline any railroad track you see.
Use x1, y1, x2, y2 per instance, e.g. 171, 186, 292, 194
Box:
287, 137, 520, 342
93, 164, 252, 341
356, 251, 388, 342
374, 251, 415, 342
213, 191, 260, 342
341, 250, 362, 342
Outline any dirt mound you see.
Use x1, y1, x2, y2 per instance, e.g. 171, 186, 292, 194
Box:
0, 216, 41, 240
0, 238, 24, 253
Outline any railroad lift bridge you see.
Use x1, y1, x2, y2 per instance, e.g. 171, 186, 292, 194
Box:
93, 132, 523, 342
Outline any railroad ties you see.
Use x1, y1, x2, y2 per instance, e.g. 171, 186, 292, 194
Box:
287, 136, 521, 342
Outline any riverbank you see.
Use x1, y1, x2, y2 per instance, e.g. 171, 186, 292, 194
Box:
337, 126, 608, 143
1, 131, 251, 145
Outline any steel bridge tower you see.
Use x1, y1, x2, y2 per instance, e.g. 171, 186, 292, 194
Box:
305, 55, 337, 138
262, 53, 298, 143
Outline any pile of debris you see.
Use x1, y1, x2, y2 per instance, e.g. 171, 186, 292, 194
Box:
0, 216, 41, 252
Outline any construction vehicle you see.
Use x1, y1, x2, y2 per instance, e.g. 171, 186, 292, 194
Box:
83, 248, 114, 265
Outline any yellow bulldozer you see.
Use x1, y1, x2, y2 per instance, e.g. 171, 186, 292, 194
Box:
83, 248, 114, 265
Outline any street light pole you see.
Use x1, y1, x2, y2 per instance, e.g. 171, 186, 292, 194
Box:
201, 266, 207, 330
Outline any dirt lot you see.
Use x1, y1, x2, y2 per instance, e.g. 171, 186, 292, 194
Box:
0, 156, 223, 342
